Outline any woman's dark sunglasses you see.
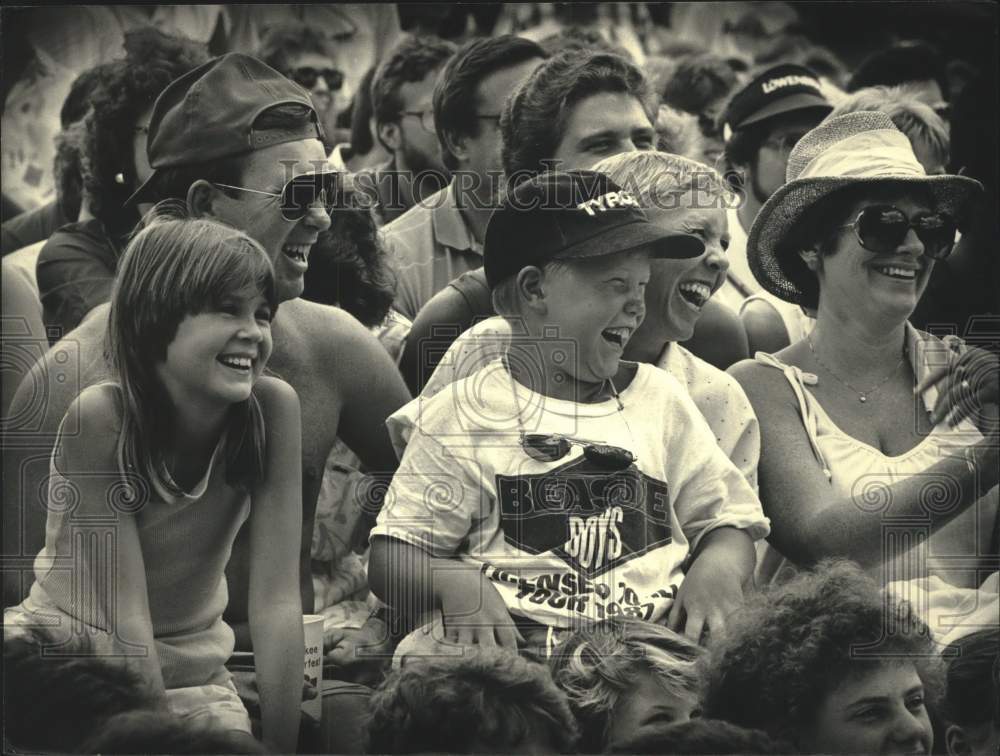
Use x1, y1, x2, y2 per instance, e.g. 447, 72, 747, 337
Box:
520, 433, 636, 471
840, 204, 957, 260
213, 171, 340, 222
289, 66, 344, 92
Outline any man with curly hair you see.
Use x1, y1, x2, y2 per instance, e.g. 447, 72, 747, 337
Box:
702, 560, 942, 754
34, 27, 209, 341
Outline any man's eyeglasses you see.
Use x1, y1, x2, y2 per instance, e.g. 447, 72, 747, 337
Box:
399, 110, 436, 134
520, 433, 636, 471
289, 67, 344, 92
839, 204, 957, 260
213, 171, 340, 222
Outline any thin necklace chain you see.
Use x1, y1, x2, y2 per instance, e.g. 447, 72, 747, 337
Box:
502, 358, 632, 442
806, 335, 907, 403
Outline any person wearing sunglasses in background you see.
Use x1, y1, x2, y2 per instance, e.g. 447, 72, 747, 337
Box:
360, 35, 455, 227
369, 171, 769, 659
257, 22, 350, 153
728, 112, 998, 590
3, 54, 413, 690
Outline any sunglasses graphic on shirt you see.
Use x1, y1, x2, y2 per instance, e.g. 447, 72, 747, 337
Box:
520, 433, 637, 471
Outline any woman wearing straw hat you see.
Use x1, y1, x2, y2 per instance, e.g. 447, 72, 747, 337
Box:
729, 111, 998, 588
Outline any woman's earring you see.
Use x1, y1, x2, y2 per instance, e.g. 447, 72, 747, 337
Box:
800, 249, 820, 271
114, 172, 126, 185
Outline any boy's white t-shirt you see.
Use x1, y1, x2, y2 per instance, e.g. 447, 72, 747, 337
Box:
372, 359, 769, 630
421, 316, 761, 490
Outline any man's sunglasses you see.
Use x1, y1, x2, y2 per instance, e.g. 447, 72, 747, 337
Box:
289, 66, 344, 92
839, 204, 957, 260
214, 172, 340, 222
520, 433, 636, 471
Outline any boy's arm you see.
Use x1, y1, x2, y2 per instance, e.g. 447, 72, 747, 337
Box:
368, 406, 520, 650
369, 536, 520, 649
660, 383, 769, 643
666, 526, 755, 642
249, 378, 304, 754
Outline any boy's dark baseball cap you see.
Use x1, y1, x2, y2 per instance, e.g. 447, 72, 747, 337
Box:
722, 63, 832, 140
126, 53, 324, 206
484, 171, 706, 289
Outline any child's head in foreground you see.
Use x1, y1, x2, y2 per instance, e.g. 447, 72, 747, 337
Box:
4, 629, 255, 753
365, 647, 579, 753
106, 215, 278, 491
701, 559, 943, 755
941, 628, 999, 756
607, 717, 790, 754
483, 170, 705, 395
3, 629, 159, 752
547, 617, 703, 752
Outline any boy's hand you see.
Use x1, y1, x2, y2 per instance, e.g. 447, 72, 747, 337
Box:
436, 568, 523, 650
666, 556, 744, 643
324, 617, 393, 686
666, 527, 755, 643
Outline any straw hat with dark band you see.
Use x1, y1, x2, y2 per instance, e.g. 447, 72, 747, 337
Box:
747, 111, 983, 305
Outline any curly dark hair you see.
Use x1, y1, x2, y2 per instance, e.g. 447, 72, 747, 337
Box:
301, 207, 396, 327
500, 50, 653, 180
371, 35, 456, 149
433, 35, 546, 171
80, 27, 208, 235
701, 560, 944, 746
366, 648, 579, 753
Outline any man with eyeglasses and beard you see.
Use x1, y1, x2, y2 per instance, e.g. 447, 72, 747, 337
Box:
360, 36, 455, 227
715, 64, 832, 313
380, 35, 547, 322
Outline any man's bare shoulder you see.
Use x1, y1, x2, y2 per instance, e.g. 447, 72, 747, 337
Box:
276, 298, 380, 349
9, 304, 111, 434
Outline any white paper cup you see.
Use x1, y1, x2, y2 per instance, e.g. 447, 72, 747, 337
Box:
303, 614, 324, 722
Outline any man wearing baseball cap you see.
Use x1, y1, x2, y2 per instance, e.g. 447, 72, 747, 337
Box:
369, 170, 768, 656
4, 53, 411, 699
716, 63, 833, 313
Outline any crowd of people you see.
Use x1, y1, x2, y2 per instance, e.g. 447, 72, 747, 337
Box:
2, 3, 998, 754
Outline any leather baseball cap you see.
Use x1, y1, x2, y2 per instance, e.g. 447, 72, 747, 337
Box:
722, 63, 832, 140
484, 171, 706, 290
126, 53, 324, 205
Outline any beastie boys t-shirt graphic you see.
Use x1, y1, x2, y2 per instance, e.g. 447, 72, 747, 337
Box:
372, 360, 769, 630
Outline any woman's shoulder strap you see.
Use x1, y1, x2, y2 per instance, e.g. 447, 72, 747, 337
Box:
747, 352, 831, 481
